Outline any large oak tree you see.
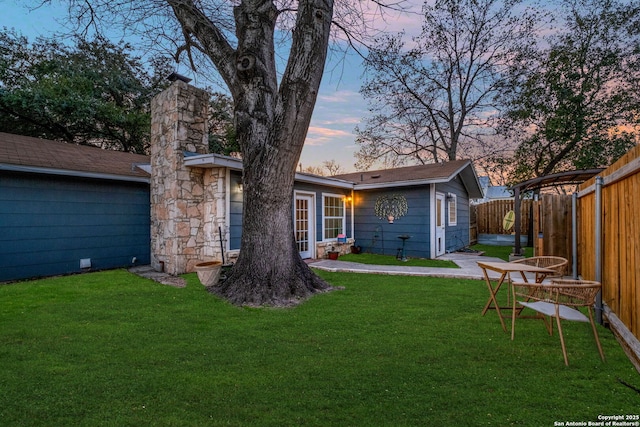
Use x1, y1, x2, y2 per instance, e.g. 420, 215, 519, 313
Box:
43, 0, 392, 306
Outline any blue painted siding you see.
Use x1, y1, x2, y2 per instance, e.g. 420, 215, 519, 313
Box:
225, 170, 471, 258
0, 172, 150, 282
436, 177, 471, 252
227, 177, 352, 250
353, 187, 431, 258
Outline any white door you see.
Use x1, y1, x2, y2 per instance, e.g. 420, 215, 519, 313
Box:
295, 194, 314, 259
435, 192, 446, 257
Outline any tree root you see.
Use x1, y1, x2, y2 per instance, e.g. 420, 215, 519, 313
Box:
207, 258, 339, 307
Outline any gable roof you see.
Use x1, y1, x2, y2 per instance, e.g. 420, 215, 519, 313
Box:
333, 160, 484, 198
0, 132, 150, 183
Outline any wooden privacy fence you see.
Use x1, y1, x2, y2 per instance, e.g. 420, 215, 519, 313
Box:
532, 195, 573, 263
578, 144, 640, 367
475, 197, 574, 262
474, 199, 532, 235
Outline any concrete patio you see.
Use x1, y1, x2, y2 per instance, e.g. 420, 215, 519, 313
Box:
309, 253, 505, 280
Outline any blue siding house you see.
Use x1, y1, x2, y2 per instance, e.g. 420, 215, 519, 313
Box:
0, 133, 151, 282
186, 156, 354, 261
1, 128, 482, 281
183, 153, 482, 262
334, 161, 482, 259
151, 80, 484, 275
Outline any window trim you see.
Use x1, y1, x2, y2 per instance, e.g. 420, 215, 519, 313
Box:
322, 193, 346, 241
448, 193, 457, 226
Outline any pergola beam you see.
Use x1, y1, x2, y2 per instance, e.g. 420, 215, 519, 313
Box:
507, 169, 603, 258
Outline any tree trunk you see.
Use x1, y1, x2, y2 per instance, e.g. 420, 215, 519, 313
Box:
171, 0, 337, 306
211, 165, 333, 306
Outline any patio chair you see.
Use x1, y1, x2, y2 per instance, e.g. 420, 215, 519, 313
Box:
510, 256, 568, 284
511, 279, 605, 365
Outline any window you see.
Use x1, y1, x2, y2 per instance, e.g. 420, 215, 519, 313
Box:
448, 194, 457, 226
323, 194, 345, 240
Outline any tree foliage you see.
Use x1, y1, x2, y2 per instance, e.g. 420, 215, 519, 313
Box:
355, 0, 541, 170
207, 92, 238, 156
499, 0, 640, 182
0, 30, 172, 153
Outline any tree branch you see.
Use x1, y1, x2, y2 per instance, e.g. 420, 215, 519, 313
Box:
166, 0, 239, 95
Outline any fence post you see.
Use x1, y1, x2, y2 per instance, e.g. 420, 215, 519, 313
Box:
513, 186, 522, 256
572, 192, 578, 279
595, 176, 603, 324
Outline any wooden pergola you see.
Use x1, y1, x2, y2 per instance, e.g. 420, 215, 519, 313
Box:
507, 169, 604, 257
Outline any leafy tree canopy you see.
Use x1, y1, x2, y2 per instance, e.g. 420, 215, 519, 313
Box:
499, 0, 640, 183
207, 92, 238, 156
0, 30, 172, 153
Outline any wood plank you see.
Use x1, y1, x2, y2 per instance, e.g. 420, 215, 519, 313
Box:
579, 144, 640, 340
605, 304, 640, 374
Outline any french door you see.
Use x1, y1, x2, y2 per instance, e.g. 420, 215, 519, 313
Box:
435, 192, 446, 257
295, 193, 315, 259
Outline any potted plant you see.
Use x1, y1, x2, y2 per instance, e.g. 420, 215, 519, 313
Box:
194, 260, 223, 287
327, 246, 339, 260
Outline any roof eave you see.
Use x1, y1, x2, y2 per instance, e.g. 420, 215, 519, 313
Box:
353, 178, 446, 190
183, 153, 243, 170
0, 163, 150, 183
184, 153, 354, 189
457, 161, 484, 199
294, 173, 354, 189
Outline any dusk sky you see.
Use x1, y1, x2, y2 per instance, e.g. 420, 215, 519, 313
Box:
1, 0, 430, 172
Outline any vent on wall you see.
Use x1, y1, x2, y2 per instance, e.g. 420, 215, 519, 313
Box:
80, 258, 91, 269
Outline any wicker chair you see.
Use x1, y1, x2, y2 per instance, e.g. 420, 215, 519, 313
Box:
511, 279, 605, 365
510, 256, 568, 284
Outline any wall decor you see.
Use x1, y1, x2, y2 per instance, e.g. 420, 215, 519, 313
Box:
374, 194, 408, 223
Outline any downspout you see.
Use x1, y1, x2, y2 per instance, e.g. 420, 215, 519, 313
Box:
430, 185, 436, 258
572, 192, 578, 279
350, 189, 355, 243
595, 176, 604, 324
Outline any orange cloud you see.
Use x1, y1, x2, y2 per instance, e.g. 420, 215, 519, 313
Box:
305, 126, 353, 146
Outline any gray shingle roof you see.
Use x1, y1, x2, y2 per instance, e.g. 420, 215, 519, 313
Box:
0, 132, 150, 181
334, 160, 483, 198
334, 160, 471, 185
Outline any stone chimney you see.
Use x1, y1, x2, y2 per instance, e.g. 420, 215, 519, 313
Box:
150, 80, 209, 275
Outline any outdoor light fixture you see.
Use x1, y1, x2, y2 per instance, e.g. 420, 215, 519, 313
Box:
237, 182, 243, 192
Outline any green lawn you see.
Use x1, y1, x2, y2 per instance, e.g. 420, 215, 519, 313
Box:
1, 269, 638, 426
470, 244, 534, 261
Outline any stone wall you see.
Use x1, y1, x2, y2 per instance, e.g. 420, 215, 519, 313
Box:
316, 238, 356, 258
150, 80, 221, 275
201, 167, 228, 261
